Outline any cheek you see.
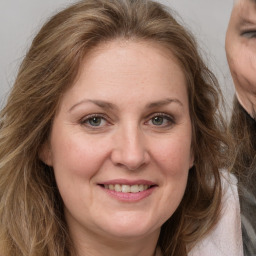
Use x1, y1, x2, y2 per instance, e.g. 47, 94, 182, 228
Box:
246, 52, 256, 89
155, 139, 190, 222
50, 133, 109, 209
50, 129, 109, 180
151, 134, 192, 176
229, 46, 256, 91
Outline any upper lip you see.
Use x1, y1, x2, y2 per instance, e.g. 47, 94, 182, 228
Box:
98, 179, 156, 186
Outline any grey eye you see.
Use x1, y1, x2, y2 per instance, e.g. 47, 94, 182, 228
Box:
241, 30, 256, 38
152, 116, 164, 126
88, 117, 103, 126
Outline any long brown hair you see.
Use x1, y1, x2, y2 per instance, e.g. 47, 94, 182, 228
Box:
0, 0, 231, 255
229, 97, 256, 192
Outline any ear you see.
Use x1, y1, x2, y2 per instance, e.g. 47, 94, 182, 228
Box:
39, 141, 53, 166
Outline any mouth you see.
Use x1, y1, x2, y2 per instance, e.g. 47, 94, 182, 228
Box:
98, 180, 157, 201
101, 184, 155, 193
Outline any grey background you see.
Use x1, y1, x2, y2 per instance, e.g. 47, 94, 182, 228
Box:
0, 0, 234, 111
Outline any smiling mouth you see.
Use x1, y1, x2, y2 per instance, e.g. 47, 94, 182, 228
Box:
101, 184, 155, 193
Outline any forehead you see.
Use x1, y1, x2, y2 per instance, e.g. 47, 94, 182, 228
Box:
232, 0, 256, 23
77, 39, 186, 85
234, 0, 256, 10
69, 39, 188, 99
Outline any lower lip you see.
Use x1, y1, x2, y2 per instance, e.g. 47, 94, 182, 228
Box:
99, 186, 156, 202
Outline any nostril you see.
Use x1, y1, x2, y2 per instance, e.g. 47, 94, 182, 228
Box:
110, 152, 149, 171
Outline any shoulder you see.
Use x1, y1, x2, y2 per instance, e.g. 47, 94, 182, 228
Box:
188, 170, 244, 256
221, 170, 239, 205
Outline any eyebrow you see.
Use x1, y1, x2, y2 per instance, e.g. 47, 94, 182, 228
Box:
244, 0, 256, 5
146, 98, 183, 108
69, 98, 183, 112
69, 99, 116, 112
239, 17, 256, 26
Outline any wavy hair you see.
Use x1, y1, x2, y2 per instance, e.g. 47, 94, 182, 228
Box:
229, 97, 256, 194
0, 0, 231, 255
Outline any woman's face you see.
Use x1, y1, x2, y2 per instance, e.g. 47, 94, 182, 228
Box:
226, 0, 256, 117
41, 40, 194, 244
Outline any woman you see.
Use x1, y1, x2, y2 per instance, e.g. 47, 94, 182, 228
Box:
226, 0, 256, 255
0, 0, 241, 255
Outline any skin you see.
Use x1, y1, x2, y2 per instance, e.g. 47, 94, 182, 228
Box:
226, 0, 256, 118
40, 40, 194, 256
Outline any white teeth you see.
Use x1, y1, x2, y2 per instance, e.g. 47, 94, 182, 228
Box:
131, 185, 139, 193
115, 184, 122, 192
139, 184, 145, 192
122, 185, 131, 193
104, 184, 151, 193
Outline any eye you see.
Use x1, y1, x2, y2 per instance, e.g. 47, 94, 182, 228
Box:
81, 114, 108, 128
152, 116, 165, 126
241, 30, 256, 39
87, 116, 104, 126
147, 113, 175, 127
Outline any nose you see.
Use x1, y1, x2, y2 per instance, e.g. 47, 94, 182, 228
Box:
110, 126, 150, 170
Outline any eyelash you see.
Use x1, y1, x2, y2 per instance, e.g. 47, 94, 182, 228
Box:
241, 30, 256, 39
146, 113, 175, 128
80, 112, 175, 129
80, 114, 110, 129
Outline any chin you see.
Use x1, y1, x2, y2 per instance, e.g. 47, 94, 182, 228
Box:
97, 215, 161, 240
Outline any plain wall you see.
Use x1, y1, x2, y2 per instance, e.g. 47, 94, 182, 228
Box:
0, 0, 234, 111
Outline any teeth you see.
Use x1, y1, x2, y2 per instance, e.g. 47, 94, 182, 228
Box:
131, 185, 139, 193
122, 185, 131, 193
138, 184, 145, 192
104, 184, 150, 193
115, 184, 121, 192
